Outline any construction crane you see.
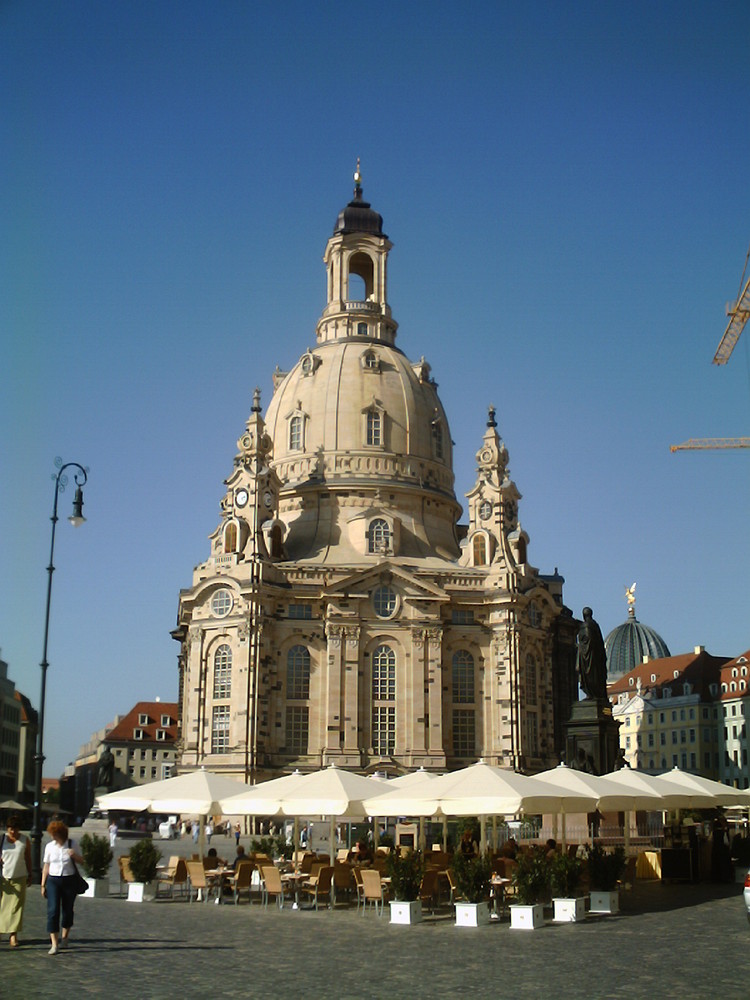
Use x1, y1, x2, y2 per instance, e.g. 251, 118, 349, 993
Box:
713, 244, 750, 364
671, 243, 750, 453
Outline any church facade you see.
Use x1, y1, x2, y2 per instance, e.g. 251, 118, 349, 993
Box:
173, 173, 578, 781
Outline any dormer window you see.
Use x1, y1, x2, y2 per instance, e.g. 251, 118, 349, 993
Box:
368, 518, 391, 554
290, 414, 303, 451
629, 677, 634, 687
673, 670, 679, 679
366, 409, 381, 446
683, 683, 692, 696
138, 713, 149, 725
362, 350, 380, 371
133, 728, 144, 740
161, 715, 171, 727
651, 674, 657, 683
710, 683, 718, 696
663, 687, 672, 699
156, 729, 168, 741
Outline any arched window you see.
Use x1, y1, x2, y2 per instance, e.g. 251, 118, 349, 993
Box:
433, 420, 444, 460
213, 644, 232, 699
270, 523, 283, 558
366, 409, 381, 446
224, 522, 238, 553
452, 650, 475, 703
287, 645, 310, 700
372, 644, 396, 755
289, 414, 303, 451
473, 535, 487, 566
363, 350, 378, 369
358, 322, 370, 337
368, 518, 390, 554
525, 654, 537, 704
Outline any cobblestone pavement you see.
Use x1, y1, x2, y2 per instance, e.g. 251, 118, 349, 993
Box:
3, 835, 747, 999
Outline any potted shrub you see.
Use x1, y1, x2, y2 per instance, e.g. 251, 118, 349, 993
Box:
80, 833, 113, 899
586, 843, 625, 914
510, 848, 550, 930
549, 851, 585, 923
387, 849, 424, 925
127, 837, 162, 902
451, 852, 492, 927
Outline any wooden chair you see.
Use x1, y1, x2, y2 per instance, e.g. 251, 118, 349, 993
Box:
118, 855, 135, 896
186, 860, 214, 903
300, 865, 333, 910
419, 868, 438, 913
361, 868, 388, 916
261, 865, 288, 908
229, 860, 254, 904
352, 865, 365, 912
446, 868, 464, 905
333, 862, 354, 904
157, 858, 188, 898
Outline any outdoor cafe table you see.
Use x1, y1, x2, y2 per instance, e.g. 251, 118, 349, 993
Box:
280, 871, 310, 909
490, 875, 511, 917
204, 868, 231, 902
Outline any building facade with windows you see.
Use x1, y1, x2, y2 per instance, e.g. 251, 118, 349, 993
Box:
173, 175, 578, 781
609, 647, 749, 780
0, 653, 38, 801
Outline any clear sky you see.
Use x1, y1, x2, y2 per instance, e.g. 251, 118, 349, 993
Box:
2, 1, 748, 777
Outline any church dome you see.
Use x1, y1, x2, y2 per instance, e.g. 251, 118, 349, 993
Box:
605, 609, 671, 681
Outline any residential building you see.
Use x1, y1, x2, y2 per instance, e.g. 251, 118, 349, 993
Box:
610, 647, 732, 776
0, 653, 38, 801
717, 651, 750, 789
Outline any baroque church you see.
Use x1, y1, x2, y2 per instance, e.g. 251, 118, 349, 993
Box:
173, 170, 579, 781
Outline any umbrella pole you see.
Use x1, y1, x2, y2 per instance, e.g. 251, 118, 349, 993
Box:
492, 815, 498, 853
419, 816, 425, 853
442, 816, 448, 852
198, 815, 206, 859
294, 817, 300, 866
329, 816, 335, 867
624, 810, 631, 853
561, 811, 567, 852
480, 815, 487, 855
373, 818, 379, 850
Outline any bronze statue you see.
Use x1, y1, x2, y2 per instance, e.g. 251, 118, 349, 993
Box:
96, 746, 115, 787
577, 606, 608, 700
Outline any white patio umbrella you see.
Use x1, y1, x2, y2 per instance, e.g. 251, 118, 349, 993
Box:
600, 768, 692, 810
275, 765, 391, 864
97, 769, 253, 855
381, 768, 441, 849
529, 764, 667, 849
653, 768, 748, 808
218, 770, 305, 816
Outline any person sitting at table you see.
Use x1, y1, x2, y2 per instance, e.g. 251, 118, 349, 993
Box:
545, 838, 558, 858
349, 841, 372, 864
229, 845, 247, 870
206, 847, 227, 867
500, 837, 518, 859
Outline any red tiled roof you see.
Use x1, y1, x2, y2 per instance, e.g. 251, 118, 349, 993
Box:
717, 650, 750, 701
608, 649, 731, 700
105, 701, 179, 743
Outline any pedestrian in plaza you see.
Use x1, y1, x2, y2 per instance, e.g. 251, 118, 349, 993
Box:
234, 822, 241, 847
0, 814, 32, 948
108, 820, 118, 848
192, 823, 200, 845
41, 820, 84, 956
206, 820, 214, 844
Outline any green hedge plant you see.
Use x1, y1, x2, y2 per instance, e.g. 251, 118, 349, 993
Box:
512, 848, 551, 905
79, 833, 113, 880
585, 843, 626, 892
386, 849, 424, 902
128, 838, 162, 884
451, 852, 492, 904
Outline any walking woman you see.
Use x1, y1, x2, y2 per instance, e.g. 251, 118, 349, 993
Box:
41, 820, 83, 955
0, 814, 32, 947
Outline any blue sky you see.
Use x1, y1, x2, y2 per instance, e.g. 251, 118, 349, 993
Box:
2, 0, 748, 776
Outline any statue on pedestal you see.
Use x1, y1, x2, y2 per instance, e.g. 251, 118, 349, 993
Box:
577, 606, 608, 701
96, 746, 115, 788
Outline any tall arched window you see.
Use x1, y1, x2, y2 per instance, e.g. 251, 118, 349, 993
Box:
452, 650, 476, 757
433, 421, 444, 460
368, 518, 390, 554
213, 644, 232, 699
525, 653, 537, 705
372, 644, 396, 755
452, 650, 475, 703
286, 645, 310, 700
286, 645, 310, 756
224, 522, 238, 553
289, 414, 303, 451
473, 535, 487, 566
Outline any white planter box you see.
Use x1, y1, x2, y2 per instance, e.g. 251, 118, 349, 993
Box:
389, 900, 423, 925
589, 890, 619, 914
509, 903, 545, 930
127, 882, 157, 902
552, 897, 586, 923
455, 901, 491, 927
83, 877, 109, 899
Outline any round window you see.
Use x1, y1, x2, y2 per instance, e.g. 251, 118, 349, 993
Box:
479, 500, 492, 521
373, 586, 397, 619
212, 589, 233, 617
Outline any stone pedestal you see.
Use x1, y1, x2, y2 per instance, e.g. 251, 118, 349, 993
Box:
566, 698, 621, 775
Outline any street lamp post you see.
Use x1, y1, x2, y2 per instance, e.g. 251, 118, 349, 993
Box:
30, 458, 88, 883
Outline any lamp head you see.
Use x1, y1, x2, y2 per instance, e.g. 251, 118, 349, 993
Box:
68, 486, 86, 527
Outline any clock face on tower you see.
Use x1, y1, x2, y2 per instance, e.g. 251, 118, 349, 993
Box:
235, 488, 249, 508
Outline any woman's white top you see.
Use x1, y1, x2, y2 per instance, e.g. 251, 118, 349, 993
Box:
43, 838, 77, 876
1, 834, 28, 879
